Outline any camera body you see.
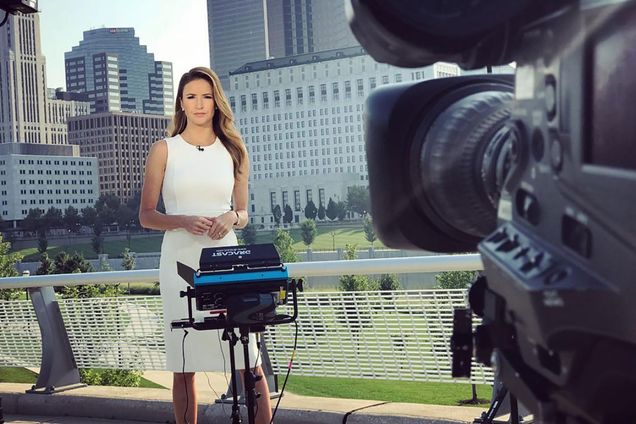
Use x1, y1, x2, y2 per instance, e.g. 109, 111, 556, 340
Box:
350, 0, 636, 422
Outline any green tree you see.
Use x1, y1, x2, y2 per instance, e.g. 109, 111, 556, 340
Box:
37, 234, 48, 254
317, 203, 326, 221
22, 208, 45, 235
272, 204, 282, 226
63, 206, 82, 234
338, 244, 375, 291
91, 235, 104, 255
346, 186, 370, 216
326, 198, 338, 221
304, 200, 317, 220
53, 252, 99, 298
0, 234, 23, 300
273, 229, 297, 263
121, 248, 136, 271
435, 271, 477, 289
283, 204, 294, 224
95, 193, 121, 225
44, 206, 64, 230
300, 219, 317, 247
336, 201, 347, 221
363, 216, 376, 247
36, 253, 54, 276
377, 274, 400, 291
241, 224, 257, 245
116, 204, 136, 248
82, 206, 103, 236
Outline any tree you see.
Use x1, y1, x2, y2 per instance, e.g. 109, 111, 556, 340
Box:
273, 229, 297, 263
300, 219, 317, 247
363, 216, 376, 247
126, 191, 142, 228
0, 234, 23, 300
317, 203, 326, 221
283, 204, 294, 224
241, 224, 257, 245
336, 201, 347, 221
44, 206, 64, 230
36, 253, 54, 276
22, 208, 45, 235
326, 198, 338, 221
116, 204, 136, 248
272, 204, 282, 226
64, 206, 82, 234
346, 186, 370, 216
53, 252, 99, 299
82, 206, 103, 236
304, 200, 317, 220
435, 271, 477, 289
95, 193, 121, 225
121, 248, 136, 271
338, 244, 375, 291
377, 274, 400, 291
37, 234, 48, 254
91, 235, 104, 255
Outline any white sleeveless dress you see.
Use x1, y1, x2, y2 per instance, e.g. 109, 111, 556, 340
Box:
159, 134, 260, 372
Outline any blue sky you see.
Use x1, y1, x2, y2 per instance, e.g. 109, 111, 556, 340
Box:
39, 0, 209, 89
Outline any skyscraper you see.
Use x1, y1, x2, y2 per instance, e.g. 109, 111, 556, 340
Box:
0, 12, 48, 144
207, 0, 359, 88
65, 28, 174, 116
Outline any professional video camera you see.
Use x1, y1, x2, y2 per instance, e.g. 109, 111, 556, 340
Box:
347, 1, 636, 423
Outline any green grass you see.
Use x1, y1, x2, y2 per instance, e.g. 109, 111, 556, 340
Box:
285, 375, 491, 406
15, 223, 386, 261
0, 367, 166, 389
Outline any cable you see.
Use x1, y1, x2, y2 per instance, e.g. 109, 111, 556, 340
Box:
0, 11, 9, 28
204, 371, 226, 415
269, 321, 299, 424
253, 333, 263, 419
181, 329, 190, 424
217, 330, 230, 387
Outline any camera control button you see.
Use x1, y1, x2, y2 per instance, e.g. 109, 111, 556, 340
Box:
550, 138, 563, 172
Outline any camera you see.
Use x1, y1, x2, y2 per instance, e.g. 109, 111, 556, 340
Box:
348, 1, 636, 423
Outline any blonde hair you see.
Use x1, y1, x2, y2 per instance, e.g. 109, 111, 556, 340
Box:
168, 66, 247, 178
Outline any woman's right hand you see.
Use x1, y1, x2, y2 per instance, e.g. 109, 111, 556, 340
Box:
180, 215, 215, 235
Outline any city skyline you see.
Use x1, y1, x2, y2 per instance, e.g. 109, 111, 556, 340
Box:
38, 0, 208, 90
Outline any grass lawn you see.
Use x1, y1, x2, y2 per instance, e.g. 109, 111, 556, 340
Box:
16, 223, 385, 261
285, 375, 491, 407
0, 367, 165, 389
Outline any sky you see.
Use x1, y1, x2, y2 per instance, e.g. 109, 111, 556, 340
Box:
38, 0, 209, 90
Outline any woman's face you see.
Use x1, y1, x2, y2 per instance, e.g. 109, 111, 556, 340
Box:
180, 78, 216, 127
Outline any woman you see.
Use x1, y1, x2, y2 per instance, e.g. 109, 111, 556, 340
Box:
140, 67, 272, 424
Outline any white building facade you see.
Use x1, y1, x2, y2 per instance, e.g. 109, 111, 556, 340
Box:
0, 143, 99, 226
227, 47, 461, 226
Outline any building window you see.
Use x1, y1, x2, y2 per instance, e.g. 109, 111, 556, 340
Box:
320, 84, 327, 101
251, 93, 258, 111
262, 92, 269, 109
240, 95, 247, 112
282, 191, 289, 207
319, 188, 325, 206
270, 192, 277, 211
306, 189, 313, 203
294, 190, 301, 211
296, 87, 303, 105
357, 79, 364, 97
285, 89, 292, 106
274, 90, 280, 107
332, 82, 339, 100
369, 77, 377, 90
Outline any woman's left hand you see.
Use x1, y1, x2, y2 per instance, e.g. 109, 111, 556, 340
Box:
207, 211, 235, 240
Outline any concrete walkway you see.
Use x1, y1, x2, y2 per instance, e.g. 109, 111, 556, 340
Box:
0, 371, 484, 423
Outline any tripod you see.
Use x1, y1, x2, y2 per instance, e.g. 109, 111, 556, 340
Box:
223, 325, 262, 424
474, 385, 523, 424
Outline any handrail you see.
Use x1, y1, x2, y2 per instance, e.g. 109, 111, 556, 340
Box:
0, 254, 483, 289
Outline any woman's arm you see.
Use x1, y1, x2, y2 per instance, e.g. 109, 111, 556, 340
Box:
232, 155, 250, 229
139, 140, 213, 235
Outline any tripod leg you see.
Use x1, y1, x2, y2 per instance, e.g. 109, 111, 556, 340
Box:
510, 394, 519, 424
223, 328, 242, 424
475, 386, 508, 424
240, 327, 259, 424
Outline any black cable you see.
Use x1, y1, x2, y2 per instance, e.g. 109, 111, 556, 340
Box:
181, 329, 190, 424
0, 11, 9, 28
217, 330, 230, 387
203, 371, 226, 415
269, 321, 299, 424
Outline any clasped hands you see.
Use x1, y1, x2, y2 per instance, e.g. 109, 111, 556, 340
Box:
182, 212, 235, 239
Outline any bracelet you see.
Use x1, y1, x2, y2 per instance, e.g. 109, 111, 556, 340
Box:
233, 210, 240, 227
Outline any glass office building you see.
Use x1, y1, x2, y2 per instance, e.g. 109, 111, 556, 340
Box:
65, 28, 173, 116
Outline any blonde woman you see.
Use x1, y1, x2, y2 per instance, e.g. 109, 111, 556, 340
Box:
140, 67, 272, 424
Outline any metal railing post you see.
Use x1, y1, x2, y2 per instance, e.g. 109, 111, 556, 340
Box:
26, 284, 85, 394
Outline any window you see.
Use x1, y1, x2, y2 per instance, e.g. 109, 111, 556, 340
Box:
262, 92, 269, 109
274, 90, 280, 107
294, 190, 301, 211
332, 82, 339, 100
320, 84, 327, 101
344, 80, 351, 98
356, 79, 364, 97
319, 188, 325, 206
306, 189, 312, 203
240, 95, 247, 112
369, 77, 376, 90
296, 87, 303, 105
285, 89, 292, 106
251, 93, 258, 110
282, 191, 289, 207
270, 192, 277, 210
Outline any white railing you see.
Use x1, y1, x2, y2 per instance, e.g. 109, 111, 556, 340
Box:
0, 254, 491, 385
